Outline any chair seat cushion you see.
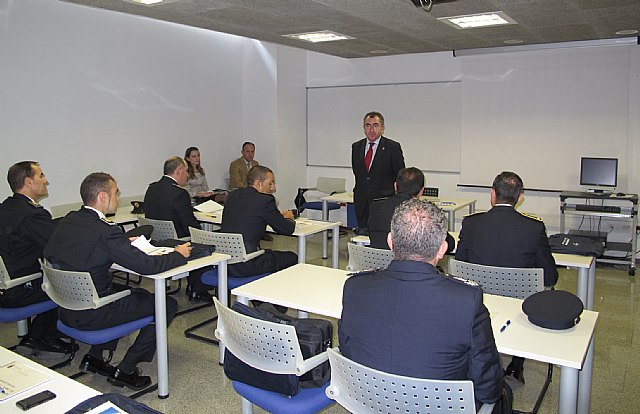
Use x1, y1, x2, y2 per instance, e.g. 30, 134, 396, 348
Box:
303, 201, 340, 211
57, 316, 154, 345
0, 300, 57, 323
232, 381, 332, 414
201, 271, 270, 289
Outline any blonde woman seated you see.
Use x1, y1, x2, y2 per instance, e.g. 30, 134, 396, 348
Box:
184, 147, 226, 204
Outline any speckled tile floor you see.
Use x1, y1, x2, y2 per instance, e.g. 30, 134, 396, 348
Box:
1, 231, 637, 413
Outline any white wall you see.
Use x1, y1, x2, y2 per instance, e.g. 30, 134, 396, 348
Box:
306, 47, 640, 240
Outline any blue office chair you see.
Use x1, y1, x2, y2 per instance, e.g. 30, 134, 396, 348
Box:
214, 298, 333, 414
0, 257, 58, 349
184, 228, 271, 345
40, 261, 157, 398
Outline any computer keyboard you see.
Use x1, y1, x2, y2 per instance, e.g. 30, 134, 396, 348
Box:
574, 204, 621, 213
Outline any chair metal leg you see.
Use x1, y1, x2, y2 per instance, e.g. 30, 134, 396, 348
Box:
129, 382, 159, 400
516, 363, 553, 414
241, 397, 254, 414
166, 279, 182, 295
111, 270, 142, 286
175, 301, 213, 317
184, 316, 220, 345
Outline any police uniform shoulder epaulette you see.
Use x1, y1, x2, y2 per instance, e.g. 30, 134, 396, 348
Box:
519, 211, 543, 221
27, 199, 42, 208
100, 217, 116, 226
445, 273, 480, 287
347, 268, 383, 277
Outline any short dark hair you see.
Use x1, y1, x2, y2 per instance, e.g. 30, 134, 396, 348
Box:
7, 161, 38, 193
396, 167, 424, 197
242, 142, 255, 150
80, 172, 114, 205
390, 198, 447, 262
246, 165, 273, 187
492, 171, 524, 205
363, 111, 385, 127
163, 156, 187, 176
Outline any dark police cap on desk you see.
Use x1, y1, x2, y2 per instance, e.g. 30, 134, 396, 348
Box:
131, 201, 145, 214
522, 290, 583, 330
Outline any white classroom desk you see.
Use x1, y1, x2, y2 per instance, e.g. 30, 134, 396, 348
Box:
0, 346, 100, 413
113, 252, 231, 398
352, 233, 597, 311
321, 192, 477, 232
231, 263, 598, 414
195, 211, 342, 268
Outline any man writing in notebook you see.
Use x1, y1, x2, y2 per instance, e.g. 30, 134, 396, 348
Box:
45, 172, 191, 390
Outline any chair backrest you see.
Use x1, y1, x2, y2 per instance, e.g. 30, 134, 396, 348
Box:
0, 256, 41, 290
316, 177, 346, 195
40, 261, 130, 310
137, 216, 178, 241
213, 298, 305, 376
448, 259, 544, 299
347, 243, 394, 271
326, 348, 481, 414
189, 228, 257, 264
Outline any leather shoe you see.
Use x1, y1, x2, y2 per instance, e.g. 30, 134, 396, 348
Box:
107, 367, 152, 391
504, 361, 525, 389
16, 336, 74, 356
188, 290, 213, 304
80, 354, 116, 377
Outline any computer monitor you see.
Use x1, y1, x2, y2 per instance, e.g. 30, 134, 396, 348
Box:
580, 157, 618, 190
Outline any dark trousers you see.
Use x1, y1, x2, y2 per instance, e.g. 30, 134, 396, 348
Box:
187, 267, 212, 293
227, 250, 298, 278
61, 286, 178, 373
0, 278, 59, 341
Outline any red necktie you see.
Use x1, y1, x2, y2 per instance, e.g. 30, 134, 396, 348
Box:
364, 142, 375, 172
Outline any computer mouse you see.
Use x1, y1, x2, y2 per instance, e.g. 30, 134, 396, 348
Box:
616, 192, 625, 197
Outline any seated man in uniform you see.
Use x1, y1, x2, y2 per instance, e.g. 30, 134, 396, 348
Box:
220, 165, 297, 277
456, 171, 558, 387
0, 161, 75, 356
368, 167, 454, 252
144, 156, 210, 303
340, 199, 509, 413
45, 173, 191, 390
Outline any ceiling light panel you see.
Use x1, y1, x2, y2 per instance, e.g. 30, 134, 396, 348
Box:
438, 11, 517, 29
283, 30, 354, 43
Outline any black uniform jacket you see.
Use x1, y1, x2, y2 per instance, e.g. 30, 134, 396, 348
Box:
221, 187, 295, 253
0, 193, 56, 277
455, 205, 558, 287
143, 176, 199, 238
339, 260, 503, 404
351, 136, 405, 204
44, 207, 187, 297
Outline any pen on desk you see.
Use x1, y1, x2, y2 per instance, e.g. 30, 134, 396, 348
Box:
500, 319, 511, 333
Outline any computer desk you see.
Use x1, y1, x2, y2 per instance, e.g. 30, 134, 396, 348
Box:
195, 212, 342, 268
351, 233, 597, 311
231, 263, 598, 414
0, 346, 100, 413
113, 252, 231, 398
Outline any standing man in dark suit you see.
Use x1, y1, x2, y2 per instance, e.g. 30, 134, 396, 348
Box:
45, 173, 191, 390
340, 199, 509, 412
456, 171, 558, 387
144, 156, 209, 302
0, 161, 75, 356
368, 167, 455, 252
220, 165, 297, 277
351, 111, 405, 234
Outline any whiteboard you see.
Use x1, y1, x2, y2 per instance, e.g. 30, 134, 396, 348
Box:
307, 82, 461, 172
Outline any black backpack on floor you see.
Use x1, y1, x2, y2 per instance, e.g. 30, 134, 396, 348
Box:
223, 302, 332, 396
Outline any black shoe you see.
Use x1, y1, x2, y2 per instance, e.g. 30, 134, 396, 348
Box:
80, 354, 116, 377
188, 290, 213, 304
504, 361, 525, 389
107, 367, 152, 391
16, 336, 71, 357
44, 337, 79, 354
